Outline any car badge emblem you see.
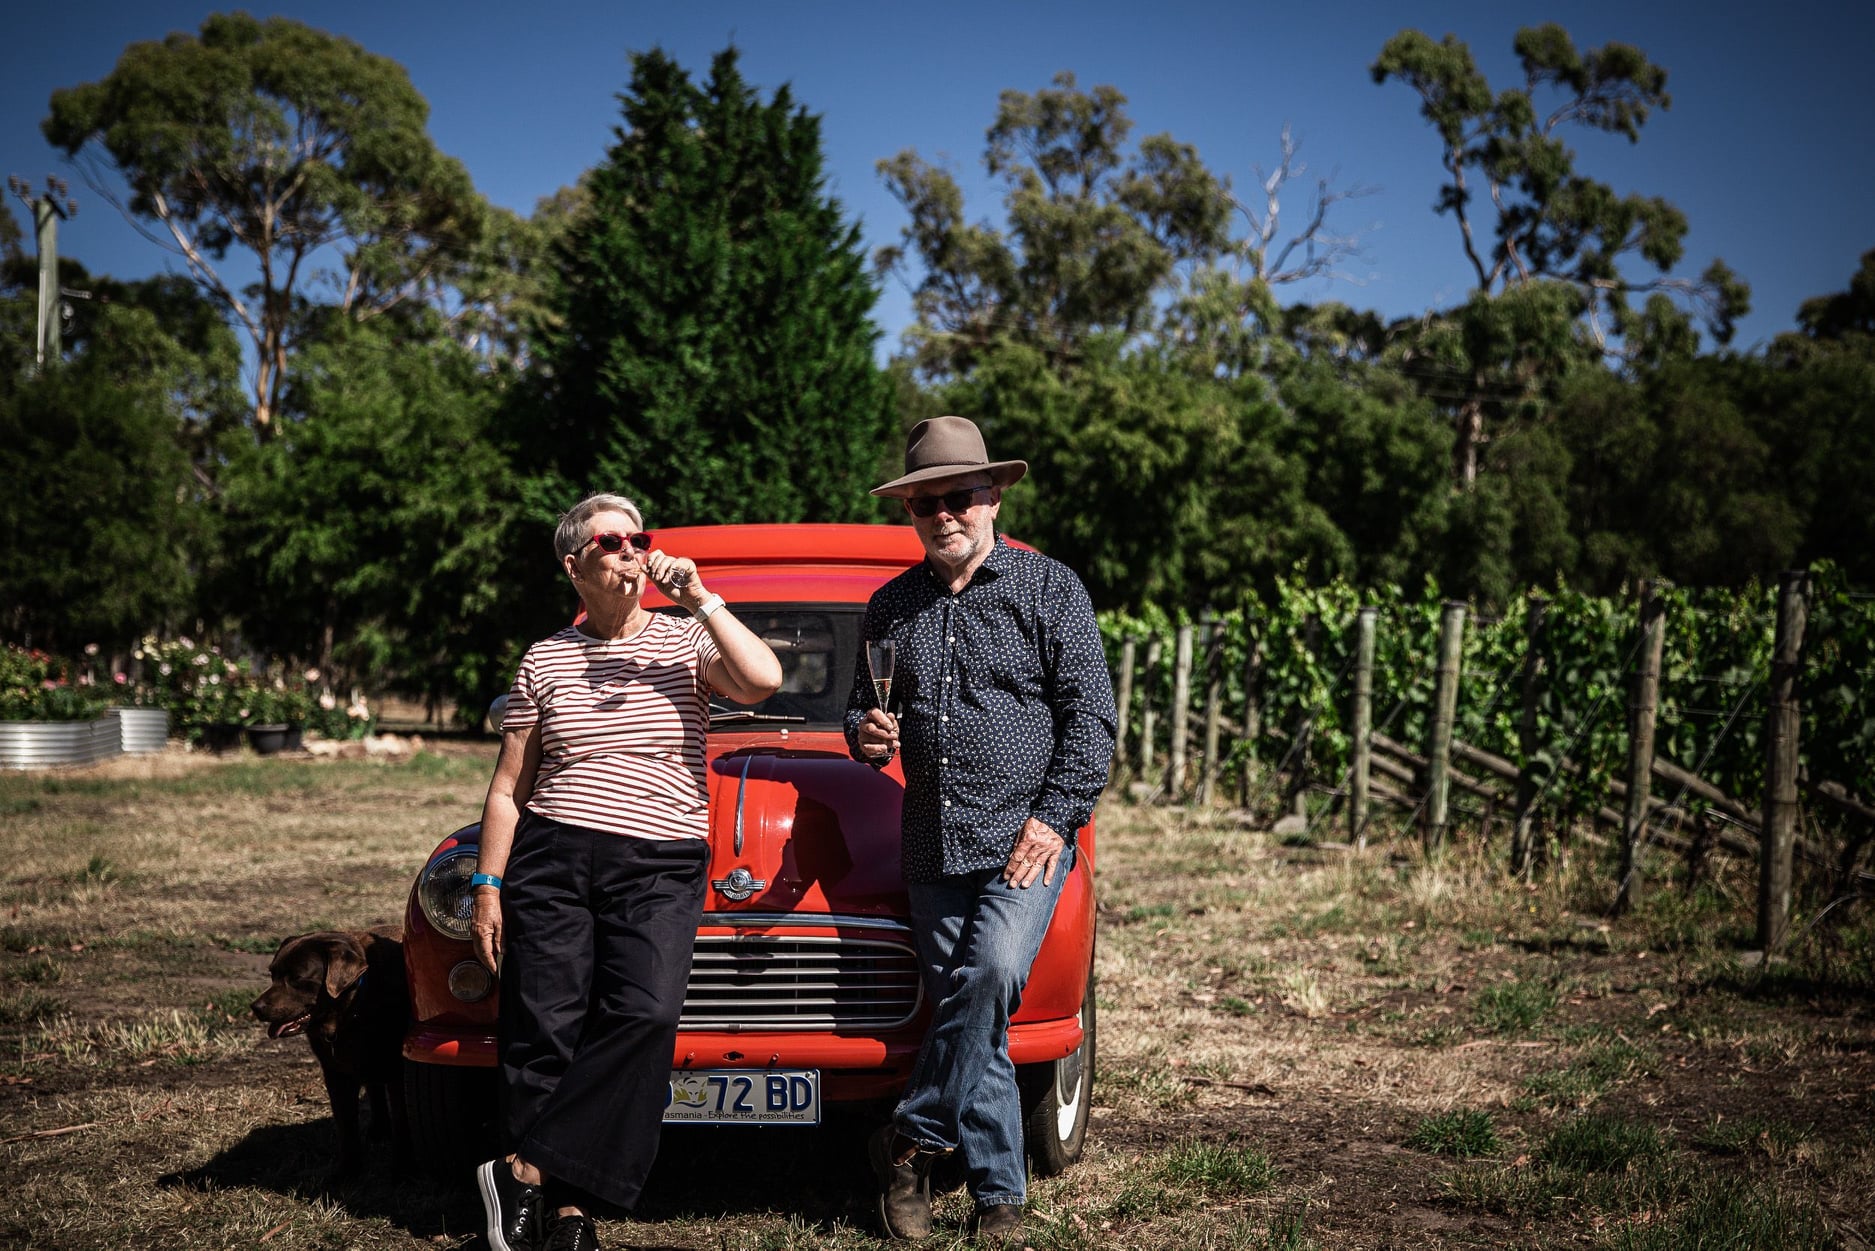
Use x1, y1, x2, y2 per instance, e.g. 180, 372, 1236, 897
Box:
712, 866, 767, 902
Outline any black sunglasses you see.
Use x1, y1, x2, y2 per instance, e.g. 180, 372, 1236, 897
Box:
581, 530, 652, 556
905, 487, 992, 518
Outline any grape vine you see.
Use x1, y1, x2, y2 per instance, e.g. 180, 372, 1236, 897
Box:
1100, 565, 1872, 826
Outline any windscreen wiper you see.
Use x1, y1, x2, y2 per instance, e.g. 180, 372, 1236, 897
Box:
709, 708, 808, 724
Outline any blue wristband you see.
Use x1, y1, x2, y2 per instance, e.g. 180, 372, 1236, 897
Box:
470, 872, 503, 890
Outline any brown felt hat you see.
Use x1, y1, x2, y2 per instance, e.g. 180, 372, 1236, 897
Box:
870, 416, 1028, 498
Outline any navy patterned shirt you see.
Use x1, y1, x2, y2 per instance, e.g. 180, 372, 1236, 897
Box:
843, 536, 1116, 883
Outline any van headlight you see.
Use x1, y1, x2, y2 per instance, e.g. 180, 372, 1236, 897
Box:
418, 846, 479, 941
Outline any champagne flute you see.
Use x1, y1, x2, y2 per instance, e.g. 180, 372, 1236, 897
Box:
866, 638, 896, 713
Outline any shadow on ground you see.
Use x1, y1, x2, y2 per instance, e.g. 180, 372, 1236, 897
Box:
157, 1105, 886, 1249
157, 1119, 473, 1240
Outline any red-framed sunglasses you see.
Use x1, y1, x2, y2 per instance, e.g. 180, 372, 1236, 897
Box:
580, 530, 652, 556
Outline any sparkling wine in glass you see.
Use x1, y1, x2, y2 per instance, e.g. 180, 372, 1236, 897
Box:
866, 638, 896, 712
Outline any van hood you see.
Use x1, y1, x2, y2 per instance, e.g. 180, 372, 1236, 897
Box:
703, 744, 906, 915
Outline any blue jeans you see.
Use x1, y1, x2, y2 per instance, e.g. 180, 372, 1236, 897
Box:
894, 847, 1074, 1209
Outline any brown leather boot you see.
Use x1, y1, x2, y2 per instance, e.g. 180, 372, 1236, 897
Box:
973, 1202, 1024, 1245
868, 1125, 934, 1240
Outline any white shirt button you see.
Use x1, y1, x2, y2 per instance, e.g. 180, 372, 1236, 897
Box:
943, 798, 952, 807
941, 757, 948, 764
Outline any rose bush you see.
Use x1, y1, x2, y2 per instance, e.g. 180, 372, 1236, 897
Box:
0, 644, 112, 722
306, 685, 375, 741
133, 637, 253, 743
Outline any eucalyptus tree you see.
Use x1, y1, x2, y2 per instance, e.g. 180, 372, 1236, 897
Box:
43, 12, 486, 430
878, 73, 1372, 383
1373, 24, 1750, 485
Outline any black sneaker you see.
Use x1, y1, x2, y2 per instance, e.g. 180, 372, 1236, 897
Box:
543, 1213, 601, 1251
476, 1157, 544, 1251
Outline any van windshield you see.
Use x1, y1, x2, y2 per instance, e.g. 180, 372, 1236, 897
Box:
654, 604, 861, 730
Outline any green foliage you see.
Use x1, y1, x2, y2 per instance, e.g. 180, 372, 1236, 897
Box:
42, 11, 488, 426
239, 679, 314, 728
215, 319, 516, 708
304, 689, 375, 741
1405, 1110, 1500, 1157
1604, 1176, 1832, 1249
133, 637, 251, 741
1102, 571, 1874, 826
878, 71, 1231, 379
1372, 25, 1746, 349
1525, 1038, 1656, 1107
0, 645, 110, 721
522, 46, 894, 530
1689, 1116, 1811, 1159
0, 304, 207, 653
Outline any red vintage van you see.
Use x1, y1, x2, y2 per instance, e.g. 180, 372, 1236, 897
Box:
400, 524, 1096, 1176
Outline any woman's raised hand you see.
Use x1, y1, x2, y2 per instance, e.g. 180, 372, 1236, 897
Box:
644, 549, 703, 609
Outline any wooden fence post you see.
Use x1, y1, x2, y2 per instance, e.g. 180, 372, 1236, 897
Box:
1758, 570, 1809, 954
1424, 601, 1467, 853
1140, 635, 1162, 780
1616, 581, 1668, 914
1510, 595, 1547, 876
1282, 615, 1323, 820
1350, 605, 1377, 849
1197, 617, 1224, 806
1237, 629, 1264, 806
1113, 636, 1137, 779
1169, 623, 1194, 801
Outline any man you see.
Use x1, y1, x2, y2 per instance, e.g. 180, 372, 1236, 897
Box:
844, 416, 1116, 1243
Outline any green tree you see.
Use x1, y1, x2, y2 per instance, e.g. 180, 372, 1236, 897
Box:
1373, 24, 1750, 485
520, 47, 893, 528
0, 302, 206, 650
1555, 360, 1802, 591
879, 74, 1369, 382
1373, 24, 1748, 345
1273, 351, 1454, 591
878, 73, 1230, 378
1766, 251, 1875, 584
44, 12, 486, 430
449, 181, 592, 372
944, 339, 1348, 611
215, 320, 516, 704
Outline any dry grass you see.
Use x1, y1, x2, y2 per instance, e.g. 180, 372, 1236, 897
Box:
1, 748, 1871, 1250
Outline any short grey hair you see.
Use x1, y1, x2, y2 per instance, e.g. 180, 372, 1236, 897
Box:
554, 493, 644, 562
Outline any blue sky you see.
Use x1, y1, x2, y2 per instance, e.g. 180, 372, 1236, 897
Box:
4, 0, 1871, 357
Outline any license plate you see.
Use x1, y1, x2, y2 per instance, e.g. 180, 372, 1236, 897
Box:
663, 1069, 820, 1124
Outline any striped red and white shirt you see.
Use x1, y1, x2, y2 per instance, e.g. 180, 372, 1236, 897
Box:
504, 617, 722, 840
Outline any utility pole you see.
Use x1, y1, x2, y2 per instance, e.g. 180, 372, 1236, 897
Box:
8, 175, 78, 369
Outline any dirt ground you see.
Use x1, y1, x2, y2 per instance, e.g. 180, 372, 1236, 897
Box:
0, 744, 1870, 1250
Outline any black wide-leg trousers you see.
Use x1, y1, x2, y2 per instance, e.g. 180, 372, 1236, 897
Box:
497, 810, 707, 1212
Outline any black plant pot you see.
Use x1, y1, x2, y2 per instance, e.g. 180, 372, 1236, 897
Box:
202, 722, 245, 753
246, 723, 302, 755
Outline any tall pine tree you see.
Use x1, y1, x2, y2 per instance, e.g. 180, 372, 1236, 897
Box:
523, 47, 894, 526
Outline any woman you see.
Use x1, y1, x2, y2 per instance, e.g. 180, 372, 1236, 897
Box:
470, 493, 782, 1251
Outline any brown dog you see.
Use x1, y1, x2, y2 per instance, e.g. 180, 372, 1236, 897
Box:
251, 929, 411, 1176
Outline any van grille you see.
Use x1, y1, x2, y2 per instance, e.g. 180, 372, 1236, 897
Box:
681, 933, 923, 1031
